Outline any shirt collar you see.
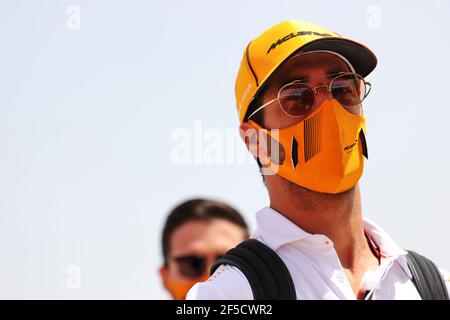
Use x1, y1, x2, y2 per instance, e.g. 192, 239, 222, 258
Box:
253, 207, 313, 251
362, 218, 407, 257
253, 206, 411, 276
363, 218, 411, 277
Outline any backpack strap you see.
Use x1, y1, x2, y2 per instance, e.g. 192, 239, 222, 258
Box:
210, 239, 296, 300
406, 250, 449, 300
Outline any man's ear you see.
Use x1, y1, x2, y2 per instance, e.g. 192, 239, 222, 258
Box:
239, 121, 265, 159
240, 122, 282, 171
159, 265, 171, 292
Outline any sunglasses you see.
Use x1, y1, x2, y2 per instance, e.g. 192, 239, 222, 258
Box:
248, 72, 371, 122
169, 254, 223, 279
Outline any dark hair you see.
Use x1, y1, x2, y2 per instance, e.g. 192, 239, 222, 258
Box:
161, 199, 249, 264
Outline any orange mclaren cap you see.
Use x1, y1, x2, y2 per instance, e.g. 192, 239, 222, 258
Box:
235, 20, 377, 122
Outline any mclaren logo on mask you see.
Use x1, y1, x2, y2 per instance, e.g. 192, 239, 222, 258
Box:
267, 31, 333, 54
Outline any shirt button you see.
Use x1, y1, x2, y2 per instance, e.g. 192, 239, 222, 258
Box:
337, 272, 345, 282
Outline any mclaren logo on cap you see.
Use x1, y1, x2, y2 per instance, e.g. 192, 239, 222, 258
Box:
267, 31, 334, 54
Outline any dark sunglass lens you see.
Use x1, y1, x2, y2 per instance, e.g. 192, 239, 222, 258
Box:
279, 83, 315, 117
331, 74, 365, 107
175, 256, 206, 279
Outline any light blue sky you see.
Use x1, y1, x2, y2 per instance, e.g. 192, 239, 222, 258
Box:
0, 0, 449, 299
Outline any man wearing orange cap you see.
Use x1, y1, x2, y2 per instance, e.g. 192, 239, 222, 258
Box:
187, 20, 450, 300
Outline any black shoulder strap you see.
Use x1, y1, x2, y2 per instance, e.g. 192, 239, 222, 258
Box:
406, 250, 449, 300
210, 239, 296, 300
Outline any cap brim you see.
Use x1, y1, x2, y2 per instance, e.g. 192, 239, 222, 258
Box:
298, 37, 377, 77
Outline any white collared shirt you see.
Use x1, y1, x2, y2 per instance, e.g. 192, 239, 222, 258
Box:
187, 207, 450, 300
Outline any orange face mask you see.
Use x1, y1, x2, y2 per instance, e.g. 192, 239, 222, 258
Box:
163, 274, 210, 300
250, 98, 368, 194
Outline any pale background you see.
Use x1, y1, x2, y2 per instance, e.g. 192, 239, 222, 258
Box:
0, 0, 449, 299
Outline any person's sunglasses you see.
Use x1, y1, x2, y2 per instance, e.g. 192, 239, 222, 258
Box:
248, 72, 371, 122
170, 254, 223, 279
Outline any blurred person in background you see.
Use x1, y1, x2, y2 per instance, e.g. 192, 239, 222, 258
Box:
159, 198, 249, 299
